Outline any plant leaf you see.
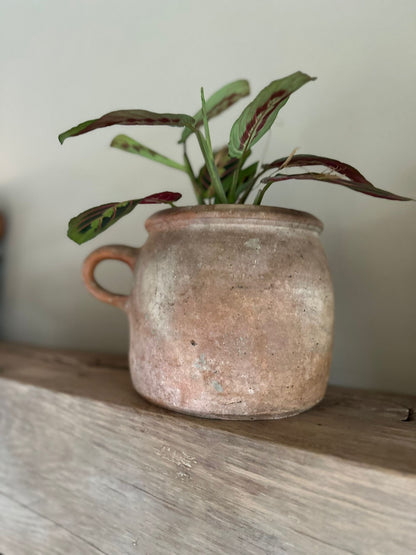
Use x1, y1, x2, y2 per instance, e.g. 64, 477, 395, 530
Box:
220, 161, 258, 196
59, 110, 195, 144
233, 162, 259, 199
180, 79, 250, 143
68, 192, 182, 244
261, 172, 412, 201
194, 130, 228, 203
137, 192, 182, 204
263, 154, 369, 183
228, 72, 316, 158
111, 134, 186, 171
197, 146, 240, 192
198, 154, 257, 201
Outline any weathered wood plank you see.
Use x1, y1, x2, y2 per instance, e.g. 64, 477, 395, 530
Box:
1, 343, 415, 554
0, 492, 107, 555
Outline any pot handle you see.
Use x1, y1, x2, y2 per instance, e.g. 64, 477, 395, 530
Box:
82, 245, 140, 311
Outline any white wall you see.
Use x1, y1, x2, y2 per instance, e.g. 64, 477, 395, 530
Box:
1, 0, 415, 394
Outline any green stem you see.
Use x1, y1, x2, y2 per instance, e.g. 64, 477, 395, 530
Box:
183, 143, 204, 205
228, 156, 244, 203
198, 89, 227, 204
195, 129, 227, 204
228, 147, 252, 203
201, 88, 213, 155
235, 176, 256, 204
253, 181, 272, 205
238, 167, 269, 204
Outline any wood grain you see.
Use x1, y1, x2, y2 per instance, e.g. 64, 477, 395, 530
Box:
1, 343, 415, 554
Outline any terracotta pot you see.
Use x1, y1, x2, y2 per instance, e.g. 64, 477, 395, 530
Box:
83, 205, 334, 420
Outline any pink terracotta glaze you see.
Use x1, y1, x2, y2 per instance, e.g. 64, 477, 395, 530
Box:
82, 205, 334, 420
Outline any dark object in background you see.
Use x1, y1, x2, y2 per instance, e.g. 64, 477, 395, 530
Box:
0, 212, 5, 338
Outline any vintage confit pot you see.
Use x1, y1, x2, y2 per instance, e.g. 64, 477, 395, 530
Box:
83, 205, 334, 419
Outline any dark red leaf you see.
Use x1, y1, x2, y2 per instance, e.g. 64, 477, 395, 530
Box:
262, 172, 412, 201
138, 192, 182, 204
263, 154, 369, 183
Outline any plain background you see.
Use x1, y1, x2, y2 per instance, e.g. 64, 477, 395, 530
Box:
0, 0, 415, 394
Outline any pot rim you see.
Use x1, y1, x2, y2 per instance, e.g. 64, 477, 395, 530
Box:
145, 204, 323, 233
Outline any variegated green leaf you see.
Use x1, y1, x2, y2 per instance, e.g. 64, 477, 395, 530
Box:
228, 72, 316, 158
111, 134, 186, 171
68, 192, 182, 244
180, 79, 250, 143
59, 110, 195, 144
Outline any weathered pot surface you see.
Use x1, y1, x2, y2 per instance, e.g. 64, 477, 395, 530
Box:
83, 205, 334, 420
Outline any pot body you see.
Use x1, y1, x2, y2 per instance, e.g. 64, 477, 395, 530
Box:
84, 205, 334, 419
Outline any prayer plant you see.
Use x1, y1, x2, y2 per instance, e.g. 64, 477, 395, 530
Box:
59, 71, 412, 244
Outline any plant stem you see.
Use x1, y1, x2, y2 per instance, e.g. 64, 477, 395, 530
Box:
195, 129, 227, 204
198, 89, 227, 204
253, 181, 272, 205
201, 88, 213, 155
228, 157, 244, 203
250, 148, 299, 205
228, 147, 251, 203
238, 167, 268, 204
235, 176, 256, 204
183, 143, 204, 205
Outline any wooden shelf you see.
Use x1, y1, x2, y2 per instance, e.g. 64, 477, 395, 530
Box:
1, 343, 415, 554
